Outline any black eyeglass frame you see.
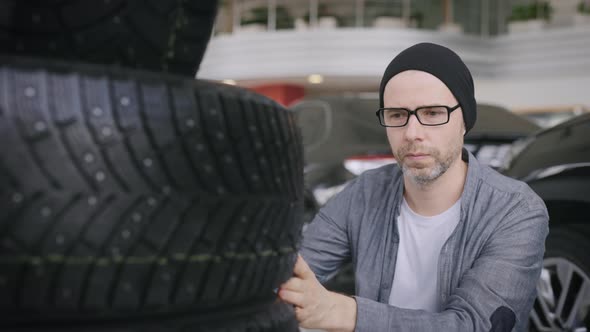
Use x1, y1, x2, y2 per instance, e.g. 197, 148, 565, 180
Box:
375, 104, 461, 127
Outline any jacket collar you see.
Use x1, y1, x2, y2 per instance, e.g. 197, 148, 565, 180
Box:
461, 149, 483, 217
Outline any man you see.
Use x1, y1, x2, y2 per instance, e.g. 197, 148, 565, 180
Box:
278, 43, 549, 331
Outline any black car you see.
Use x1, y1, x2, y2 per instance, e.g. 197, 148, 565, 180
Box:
501, 113, 590, 332
292, 94, 540, 224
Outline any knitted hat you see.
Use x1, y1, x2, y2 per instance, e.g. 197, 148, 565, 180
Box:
379, 42, 477, 133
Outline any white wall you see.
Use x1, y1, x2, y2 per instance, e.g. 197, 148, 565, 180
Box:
476, 75, 590, 110
198, 25, 590, 109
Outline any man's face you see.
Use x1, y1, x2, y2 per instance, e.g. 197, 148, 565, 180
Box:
383, 70, 465, 187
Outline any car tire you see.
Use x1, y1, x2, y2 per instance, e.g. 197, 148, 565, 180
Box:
324, 262, 355, 296
0, 57, 304, 328
0, 0, 218, 75
530, 226, 590, 331
8, 301, 299, 332
188, 301, 299, 332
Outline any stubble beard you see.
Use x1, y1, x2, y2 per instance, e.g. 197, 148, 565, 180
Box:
396, 140, 462, 188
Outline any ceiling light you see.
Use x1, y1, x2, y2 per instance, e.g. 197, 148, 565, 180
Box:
222, 79, 236, 85
307, 74, 323, 84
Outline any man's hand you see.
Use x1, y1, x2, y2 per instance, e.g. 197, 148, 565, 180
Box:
278, 255, 357, 332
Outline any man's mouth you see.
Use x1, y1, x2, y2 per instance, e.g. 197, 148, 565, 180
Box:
405, 153, 430, 160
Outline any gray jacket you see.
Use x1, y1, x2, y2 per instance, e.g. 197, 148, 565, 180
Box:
300, 151, 549, 332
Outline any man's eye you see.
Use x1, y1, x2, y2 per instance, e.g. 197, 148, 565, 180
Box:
421, 108, 445, 117
386, 111, 405, 118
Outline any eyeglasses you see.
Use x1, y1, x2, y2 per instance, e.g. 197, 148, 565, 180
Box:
376, 104, 461, 127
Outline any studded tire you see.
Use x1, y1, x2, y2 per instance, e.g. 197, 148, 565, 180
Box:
9, 301, 300, 332
0, 0, 218, 76
0, 57, 304, 329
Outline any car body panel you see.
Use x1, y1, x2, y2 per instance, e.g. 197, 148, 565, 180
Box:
503, 113, 590, 180
293, 95, 540, 192
502, 113, 590, 227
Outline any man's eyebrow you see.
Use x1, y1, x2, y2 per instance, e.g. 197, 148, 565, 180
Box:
415, 103, 448, 108
383, 103, 448, 109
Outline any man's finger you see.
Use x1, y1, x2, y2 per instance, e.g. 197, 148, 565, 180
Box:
280, 277, 303, 292
293, 254, 315, 279
278, 288, 304, 307
294, 306, 308, 324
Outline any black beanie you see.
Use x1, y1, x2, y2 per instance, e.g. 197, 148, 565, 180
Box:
379, 42, 477, 133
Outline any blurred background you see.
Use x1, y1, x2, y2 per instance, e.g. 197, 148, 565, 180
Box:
199, 0, 589, 119
197, 2, 590, 331
196, 0, 590, 226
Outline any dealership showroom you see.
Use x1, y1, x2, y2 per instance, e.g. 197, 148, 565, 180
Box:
1, 0, 589, 331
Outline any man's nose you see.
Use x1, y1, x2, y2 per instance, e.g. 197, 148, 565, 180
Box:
404, 114, 424, 140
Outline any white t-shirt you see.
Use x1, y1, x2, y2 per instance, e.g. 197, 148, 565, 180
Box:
388, 197, 461, 312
